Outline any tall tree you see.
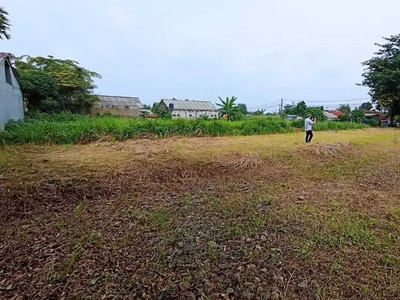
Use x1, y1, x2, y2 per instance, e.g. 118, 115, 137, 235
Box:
0, 6, 11, 40
217, 96, 242, 121
237, 103, 248, 115
338, 104, 352, 121
359, 34, 400, 125
359, 102, 373, 111
14, 56, 101, 113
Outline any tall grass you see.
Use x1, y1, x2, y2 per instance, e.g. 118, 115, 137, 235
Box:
0, 113, 369, 145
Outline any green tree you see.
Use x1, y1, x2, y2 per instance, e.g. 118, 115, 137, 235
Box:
284, 101, 307, 116
14, 55, 101, 113
237, 103, 248, 115
217, 96, 242, 121
359, 102, 373, 111
253, 109, 266, 115
359, 35, 400, 125
142, 104, 151, 110
18, 70, 59, 111
0, 7, 11, 40
352, 108, 365, 123
305, 106, 327, 121
338, 104, 352, 121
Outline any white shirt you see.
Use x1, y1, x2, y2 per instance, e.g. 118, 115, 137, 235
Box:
305, 117, 314, 131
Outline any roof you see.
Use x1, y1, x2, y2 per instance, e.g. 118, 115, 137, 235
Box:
0, 52, 12, 59
364, 110, 380, 115
161, 99, 218, 111
324, 111, 339, 120
96, 95, 143, 109
326, 110, 343, 117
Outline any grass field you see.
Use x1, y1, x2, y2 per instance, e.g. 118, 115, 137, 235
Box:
0, 114, 368, 145
1, 128, 400, 299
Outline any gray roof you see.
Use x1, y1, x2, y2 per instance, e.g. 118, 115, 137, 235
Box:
161, 99, 218, 111
96, 95, 143, 109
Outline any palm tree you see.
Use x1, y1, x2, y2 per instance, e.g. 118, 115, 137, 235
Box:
0, 7, 11, 40
217, 96, 240, 121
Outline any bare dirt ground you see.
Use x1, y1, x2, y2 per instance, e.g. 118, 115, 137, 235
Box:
1, 128, 400, 300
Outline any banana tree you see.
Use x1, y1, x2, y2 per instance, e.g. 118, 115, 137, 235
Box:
217, 96, 242, 121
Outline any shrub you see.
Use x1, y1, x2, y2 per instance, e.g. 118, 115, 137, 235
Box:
0, 114, 369, 146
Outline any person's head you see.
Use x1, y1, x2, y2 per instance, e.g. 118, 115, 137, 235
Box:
308, 114, 312, 119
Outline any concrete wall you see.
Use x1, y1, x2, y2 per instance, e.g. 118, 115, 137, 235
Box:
91, 107, 140, 117
171, 110, 218, 119
0, 59, 24, 130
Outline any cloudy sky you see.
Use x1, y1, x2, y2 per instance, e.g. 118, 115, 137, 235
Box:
3, 0, 400, 111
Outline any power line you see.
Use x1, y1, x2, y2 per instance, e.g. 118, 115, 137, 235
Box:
284, 97, 369, 103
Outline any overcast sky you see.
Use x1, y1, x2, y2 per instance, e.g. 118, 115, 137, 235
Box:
3, 0, 400, 111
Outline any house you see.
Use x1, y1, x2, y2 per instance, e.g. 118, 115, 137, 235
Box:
326, 110, 343, 118
364, 110, 386, 124
285, 115, 303, 121
92, 95, 144, 117
158, 99, 219, 119
324, 111, 339, 121
0, 53, 24, 130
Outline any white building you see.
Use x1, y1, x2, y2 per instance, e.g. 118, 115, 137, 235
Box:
0, 53, 24, 130
158, 99, 219, 119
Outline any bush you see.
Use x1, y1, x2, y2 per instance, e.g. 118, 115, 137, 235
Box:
0, 114, 369, 146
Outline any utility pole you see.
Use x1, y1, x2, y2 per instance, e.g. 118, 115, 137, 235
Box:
280, 98, 284, 115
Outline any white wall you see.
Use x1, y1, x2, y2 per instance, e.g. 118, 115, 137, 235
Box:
0, 59, 24, 130
171, 110, 219, 119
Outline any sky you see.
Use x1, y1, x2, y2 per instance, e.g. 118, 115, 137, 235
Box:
2, 0, 400, 111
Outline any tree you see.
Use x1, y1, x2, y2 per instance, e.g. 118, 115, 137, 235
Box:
142, 104, 151, 110
237, 103, 248, 115
352, 108, 365, 123
18, 70, 59, 111
253, 109, 266, 115
217, 96, 242, 121
305, 106, 327, 121
0, 7, 11, 40
284, 101, 307, 116
338, 104, 352, 121
359, 35, 400, 125
14, 56, 101, 113
359, 102, 373, 111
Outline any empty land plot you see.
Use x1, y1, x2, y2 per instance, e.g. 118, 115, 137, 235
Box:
1, 128, 400, 300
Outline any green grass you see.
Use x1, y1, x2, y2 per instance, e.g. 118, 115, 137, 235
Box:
0, 113, 369, 145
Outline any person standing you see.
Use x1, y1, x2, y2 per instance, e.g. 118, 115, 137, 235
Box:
305, 114, 316, 143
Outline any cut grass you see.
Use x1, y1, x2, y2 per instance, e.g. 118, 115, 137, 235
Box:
1, 129, 400, 299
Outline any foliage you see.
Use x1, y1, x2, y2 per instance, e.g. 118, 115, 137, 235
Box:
217, 96, 243, 121
284, 101, 307, 116
284, 101, 326, 120
142, 104, 151, 110
352, 109, 365, 123
359, 34, 400, 124
18, 70, 59, 111
359, 102, 373, 111
13, 55, 101, 114
237, 103, 248, 115
305, 107, 327, 121
0, 6, 11, 40
252, 109, 266, 115
151, 102, 159, 114
0, 114, 368, 145
156, 109, 172, 119
338, 104, 352, 122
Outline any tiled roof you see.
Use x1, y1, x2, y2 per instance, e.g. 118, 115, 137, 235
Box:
326, 110, 343, 117
161, 99, 218, 111
95, 95, 143, 109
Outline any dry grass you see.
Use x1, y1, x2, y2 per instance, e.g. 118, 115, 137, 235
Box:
1, 128, 400, 300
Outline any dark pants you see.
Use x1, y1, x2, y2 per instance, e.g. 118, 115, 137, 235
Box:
306, 130, 313, 143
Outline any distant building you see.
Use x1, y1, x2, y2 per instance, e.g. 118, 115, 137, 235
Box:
158, 99, 219, 119
326, 110, 344, 118
285, 115, 303, 121
92, 95, 144, 117
364, 110, 386, 124
0, 53, 24, 130
324, 111, 339, 121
